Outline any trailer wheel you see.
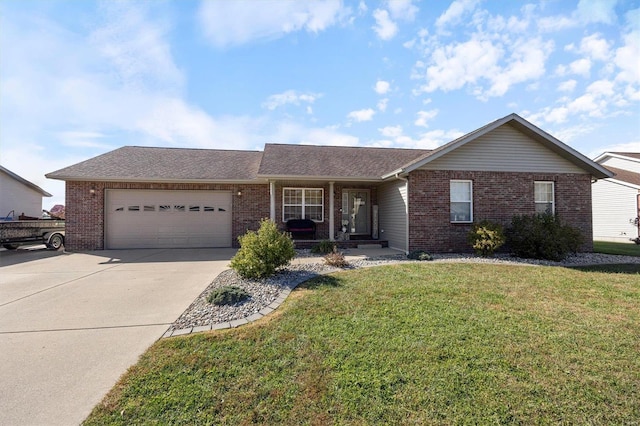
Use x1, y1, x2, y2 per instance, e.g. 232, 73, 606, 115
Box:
3, 244, 19, 250
47, 233, 64, 250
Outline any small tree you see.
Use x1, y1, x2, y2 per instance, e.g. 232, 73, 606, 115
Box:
467, 220, 505, 257
230, 219, 295, 279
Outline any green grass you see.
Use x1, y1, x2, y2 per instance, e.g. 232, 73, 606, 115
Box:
85, 264, 640, 425
593, 240, 640, 257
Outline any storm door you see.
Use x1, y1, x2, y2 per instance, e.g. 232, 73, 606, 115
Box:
342, 190, 370, 235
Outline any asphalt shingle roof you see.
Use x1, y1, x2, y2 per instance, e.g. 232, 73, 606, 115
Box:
257, 144, 430, 179
607, 166, 640, 187
46, 146, 263, 181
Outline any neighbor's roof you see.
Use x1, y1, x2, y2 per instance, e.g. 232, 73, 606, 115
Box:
46, 146, 264, 182
257, 144, 430, 180
610, 152, 640, 160
383, 113, 613, 180
1, 165, 52, 197
606, 166, 640, 188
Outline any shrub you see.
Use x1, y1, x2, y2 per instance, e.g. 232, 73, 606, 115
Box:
507, 213, 585, 261
311, 240, 337, 254
467, 220, 505, 257
207, 286, 250, 305
407, 250, 433, 261
324, 247, 349, 267
230, 219, 296, 279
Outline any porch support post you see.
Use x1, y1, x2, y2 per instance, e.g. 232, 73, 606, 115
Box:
269, 181, 276, 222
329, 181, 335, 241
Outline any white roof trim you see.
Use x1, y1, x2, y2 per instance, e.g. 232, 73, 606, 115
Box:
594, 152, 640, 164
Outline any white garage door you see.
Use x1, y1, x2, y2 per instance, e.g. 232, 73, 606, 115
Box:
106, 190, 232, 249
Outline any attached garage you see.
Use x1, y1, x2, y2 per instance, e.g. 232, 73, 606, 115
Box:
105, 190, 232, 249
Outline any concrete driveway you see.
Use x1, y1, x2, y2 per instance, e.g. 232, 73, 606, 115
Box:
0, 247, 235, 426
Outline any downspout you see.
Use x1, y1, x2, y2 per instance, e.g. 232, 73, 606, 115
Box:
329, 182, 335, 241
395, 173, 410, 255
269, 181, 276, 222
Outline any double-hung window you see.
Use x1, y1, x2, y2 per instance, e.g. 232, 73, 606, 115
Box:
534, 181, 554, 214
450, 180, 473, 223
283, 188, 324, 222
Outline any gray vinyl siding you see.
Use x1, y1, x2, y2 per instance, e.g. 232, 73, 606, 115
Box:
592, 179, 639, 242
378, 179, 408, 251
599, 157, 640, 174
420, 124, 585, 173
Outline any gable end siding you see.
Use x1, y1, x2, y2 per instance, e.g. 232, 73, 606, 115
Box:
378, 179, 408, 251
419, 124, 585, 174
407, 170, 593, 253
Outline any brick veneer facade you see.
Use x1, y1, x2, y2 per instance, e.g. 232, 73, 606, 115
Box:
65, 181, 270, 251
406, 170, 594, 253
65, 171, 594, 253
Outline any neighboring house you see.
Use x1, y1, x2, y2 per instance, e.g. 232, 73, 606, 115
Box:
592, 152, 640, 243
46, 113, 612, 252
0, 165, 52, 219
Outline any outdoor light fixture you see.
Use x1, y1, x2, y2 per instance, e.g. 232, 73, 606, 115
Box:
237, 191, 242, 196
89, 188, 96, 195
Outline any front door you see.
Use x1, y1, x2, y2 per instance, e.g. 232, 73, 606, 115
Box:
342, 190, 370, 235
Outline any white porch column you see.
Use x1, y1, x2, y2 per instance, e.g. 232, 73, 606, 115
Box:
269, 181, 276, 222
329, 181, 335, 241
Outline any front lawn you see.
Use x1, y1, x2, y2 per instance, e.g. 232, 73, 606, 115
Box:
85, 263, 640, 425
593, 240, 640, 257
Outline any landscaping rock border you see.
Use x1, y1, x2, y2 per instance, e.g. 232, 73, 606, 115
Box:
164, 251, 639, 338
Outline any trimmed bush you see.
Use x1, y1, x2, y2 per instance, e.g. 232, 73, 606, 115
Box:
207, 286, 249, 305
311, 240, 337, 254
230, 219, 296, 279
507, 213, 584, 261
324, 247, 348, 267
468, 220, 505, 257
407, 250, 433, 261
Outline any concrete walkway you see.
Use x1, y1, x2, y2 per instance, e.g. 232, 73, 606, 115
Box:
0, 248, 235, 426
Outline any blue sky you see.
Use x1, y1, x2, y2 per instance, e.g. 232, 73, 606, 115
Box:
1, 0, 639, 207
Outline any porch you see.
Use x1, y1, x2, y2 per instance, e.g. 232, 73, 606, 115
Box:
290, 238, 389, 250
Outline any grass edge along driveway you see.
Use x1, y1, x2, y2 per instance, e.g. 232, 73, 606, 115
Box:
85, 263, 640, 425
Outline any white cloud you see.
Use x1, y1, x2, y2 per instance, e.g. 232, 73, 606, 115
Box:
569, 58, 592, 77
374, 80, 391, 94
273, 122, 360, 146
614, 31, 640, 84
90, 2, 183, 92
414, 109, 439, 127
575, 0, 617, 25
372, 9, 397, 40
379, 125, 403, 137
589, 141, 640, 159
262, 90, 322, 110
579, 33, 611, 61
198, 0, 349, 48
435, 0, 480, 30
387, 0, 418, 21
558, 79, 577, 92
421, 37, 503, 93
377, 98, 389, 112
347, 108, 375, 122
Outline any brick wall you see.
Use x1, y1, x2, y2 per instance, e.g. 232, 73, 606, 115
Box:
407, 170, 593, 253
65, 181, 269, 251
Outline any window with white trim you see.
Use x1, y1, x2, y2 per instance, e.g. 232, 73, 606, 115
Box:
450, 180, 473, 223
534, 181, 554, 214
283, 188, 324, 222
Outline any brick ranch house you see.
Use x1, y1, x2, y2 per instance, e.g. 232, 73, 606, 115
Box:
46, 113, 612, 253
